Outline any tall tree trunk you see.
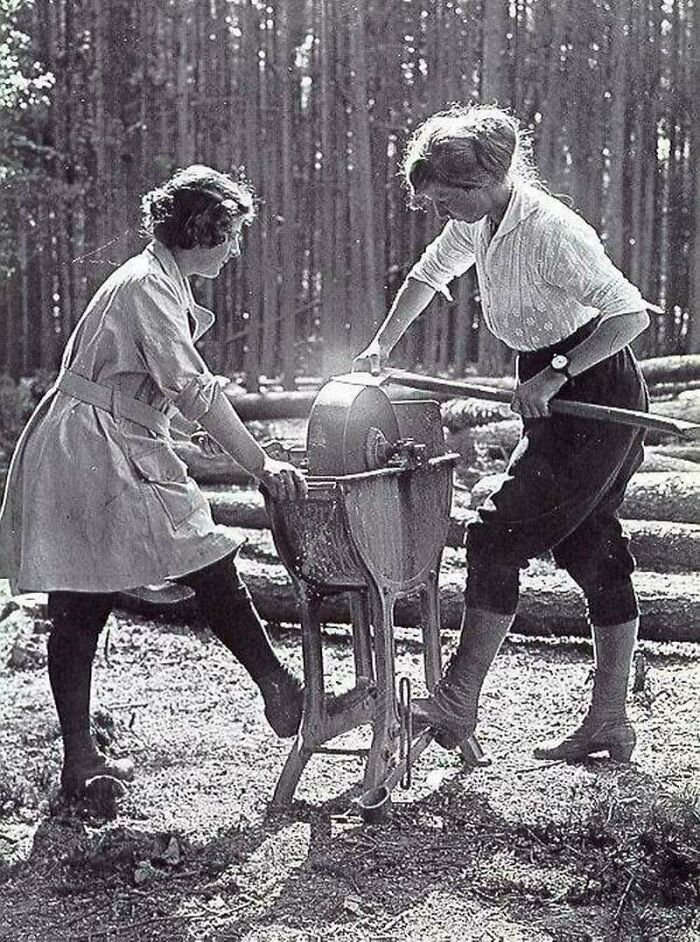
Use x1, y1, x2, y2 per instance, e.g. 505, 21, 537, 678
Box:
347, 0, 382, 350
477, 0, 510, 376
606, 0, 629, 268
276, 1, 297, 389
689, 0, 700, 352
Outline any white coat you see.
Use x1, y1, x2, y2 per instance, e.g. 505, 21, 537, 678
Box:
0, 241, 238, 593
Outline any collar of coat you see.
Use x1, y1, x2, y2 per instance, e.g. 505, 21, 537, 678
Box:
146, 241, 217, 342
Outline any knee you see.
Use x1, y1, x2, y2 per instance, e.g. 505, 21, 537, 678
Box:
557, 549, 638, 625
465, 524, 523, 616
188, 558, 256, 623
181, 551, 246, 596
465, 559, 520, 616
47, 593, 107, 658
581, 579, 639, 627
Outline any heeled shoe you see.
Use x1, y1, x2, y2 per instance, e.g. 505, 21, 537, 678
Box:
61, 750, 135, 797
534, 718, 636, 762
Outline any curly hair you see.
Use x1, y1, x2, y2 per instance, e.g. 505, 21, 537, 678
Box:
401, 104, 540, 206
140, 164, 257, 249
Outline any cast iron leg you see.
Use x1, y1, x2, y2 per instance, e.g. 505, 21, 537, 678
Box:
349, 591, 374, 682
272, 586, 324, 806
420, 566, 443, 692
362, 582, 400, 797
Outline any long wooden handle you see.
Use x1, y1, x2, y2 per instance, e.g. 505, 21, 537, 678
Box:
383, 369, 700, 442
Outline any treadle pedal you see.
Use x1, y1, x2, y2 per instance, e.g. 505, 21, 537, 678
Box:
460, 733, 492, 768
325, 678, 375, 717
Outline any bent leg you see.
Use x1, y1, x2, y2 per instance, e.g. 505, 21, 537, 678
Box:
412, 606, 513, 749
417, 344, 645, 753
178, 552, 303, 737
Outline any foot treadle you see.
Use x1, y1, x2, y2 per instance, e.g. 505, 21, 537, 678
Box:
460, 733, 492, 768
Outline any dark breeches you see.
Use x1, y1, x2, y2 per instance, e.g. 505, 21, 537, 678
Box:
465, 325, 647, 627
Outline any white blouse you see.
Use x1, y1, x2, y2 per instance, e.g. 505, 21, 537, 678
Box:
408, 184, 652, 352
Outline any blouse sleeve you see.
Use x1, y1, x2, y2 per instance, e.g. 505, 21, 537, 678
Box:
407, 221, 477, 301
130, 274, 222, 422
539, 218, 646, 321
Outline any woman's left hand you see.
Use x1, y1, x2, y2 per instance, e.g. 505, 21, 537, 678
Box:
510, 367, 568, 419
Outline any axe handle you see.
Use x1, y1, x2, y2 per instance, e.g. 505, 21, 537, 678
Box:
384, 369, 700, 442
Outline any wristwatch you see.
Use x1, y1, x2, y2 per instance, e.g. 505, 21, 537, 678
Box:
550, 353, 573, 381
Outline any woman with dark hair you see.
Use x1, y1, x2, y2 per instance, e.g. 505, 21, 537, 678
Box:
0, 164, 307, 798
354, 105, 655, 764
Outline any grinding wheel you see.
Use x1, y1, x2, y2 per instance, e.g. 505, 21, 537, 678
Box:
306, 378, 400, 475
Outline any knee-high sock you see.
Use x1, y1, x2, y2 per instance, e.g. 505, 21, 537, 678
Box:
47, 592, 112, 760
448, 607, 514, 726
589, 618, 638, 721
179, 553, 282, 682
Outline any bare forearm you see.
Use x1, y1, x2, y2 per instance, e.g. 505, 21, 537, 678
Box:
513, 310, 650, 418
567, 311, 649, 377
375, 277, 437, 353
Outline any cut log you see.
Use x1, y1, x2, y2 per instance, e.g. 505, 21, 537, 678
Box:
470, 470, 700, 525
202, 486, 699, 573
224, 389, 315, 420
440, 389, 700, 447
638, 354, 700, 385
620, 519, 700, 573
441, 397, 514, 430
448, 422, 700, 473
645, 390, 700, 444
648, 390, 700, 426
114, 532, 700, 643
648, 379, 700, 398
646, 443, 700, 464
204, 486, 269, 529
638, 452, 700, 473
447, 489, 700, 571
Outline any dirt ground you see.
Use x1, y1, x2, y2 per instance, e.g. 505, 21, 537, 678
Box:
0, 572, 698, 942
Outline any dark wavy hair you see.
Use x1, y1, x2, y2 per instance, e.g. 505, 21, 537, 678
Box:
401, 104, 540, 206
140, 164, 257, 249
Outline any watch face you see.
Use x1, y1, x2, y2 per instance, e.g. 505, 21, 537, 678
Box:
551, 354, 569, 371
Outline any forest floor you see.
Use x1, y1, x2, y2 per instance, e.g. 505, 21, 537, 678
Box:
0, 411, 699, 942
0, 576, 698, 942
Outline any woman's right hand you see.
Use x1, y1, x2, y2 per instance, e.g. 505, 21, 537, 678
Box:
352, 339, 386, 375
259, 457, 308, 501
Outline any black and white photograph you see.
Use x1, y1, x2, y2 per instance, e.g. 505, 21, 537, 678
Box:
0, 1, 698, 939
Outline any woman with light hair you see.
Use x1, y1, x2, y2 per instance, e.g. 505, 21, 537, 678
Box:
355, 105, 654, 764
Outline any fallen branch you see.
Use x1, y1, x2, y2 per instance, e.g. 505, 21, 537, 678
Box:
638, 354, 700, 385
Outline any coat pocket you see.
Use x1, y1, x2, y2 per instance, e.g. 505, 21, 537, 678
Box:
130, 445, 198, 529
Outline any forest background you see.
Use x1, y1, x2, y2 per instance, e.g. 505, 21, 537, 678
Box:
0, 0, 698, 388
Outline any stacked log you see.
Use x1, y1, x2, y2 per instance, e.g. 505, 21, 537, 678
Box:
202, 484, 700, 573
115, 524, 699, 643
119, 354, 700, 642
470, 471, 700, 525
637, 354, 700, 386
114, 471, 699, 641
